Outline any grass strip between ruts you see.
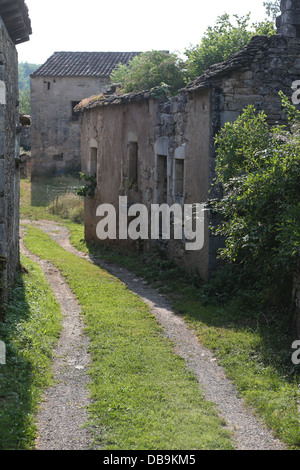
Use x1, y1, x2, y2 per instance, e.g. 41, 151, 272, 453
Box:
66, 223, 300, 450
0, 254, 62, 450
22, 225, 233, 450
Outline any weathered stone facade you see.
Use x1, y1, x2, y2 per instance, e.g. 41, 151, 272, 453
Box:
30, 52, 141, 178
0, 1, 31, 315
78, 29, 300, 281
277, 0, 300, 38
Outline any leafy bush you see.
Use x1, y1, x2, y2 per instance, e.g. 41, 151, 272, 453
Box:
210, 94, 300, 304
110, 50, 185, 95
184, 13, 276, 81
48, 191, 84, 224
76, 172, 97, 198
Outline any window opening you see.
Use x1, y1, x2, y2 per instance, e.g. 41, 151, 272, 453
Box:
128, 142, 138, 190
71, 101, 80, 121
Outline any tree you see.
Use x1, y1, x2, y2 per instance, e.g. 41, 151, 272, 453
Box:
210, 95, 300, 307
184, 13, 276, 81
110, 50, 185, 95
18, 62, 40, 91
263, 0, 280, 20
19, 88, 31, 114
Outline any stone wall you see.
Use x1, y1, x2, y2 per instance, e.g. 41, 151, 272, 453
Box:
30, 75, 111, 178
153, 89, 220, 280
0, 16, 20, 312
79, 34, 300, 283
80, 89, 217, 281
186, 35, 300, 127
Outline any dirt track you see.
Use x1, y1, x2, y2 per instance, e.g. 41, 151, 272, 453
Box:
20, 219, 287, 450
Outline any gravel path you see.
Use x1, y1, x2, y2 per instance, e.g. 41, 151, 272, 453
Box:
20, 219, 287, 450
20, 228, 93, 450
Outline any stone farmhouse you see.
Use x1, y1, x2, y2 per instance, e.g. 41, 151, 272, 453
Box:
76, 0, 300, 282
30, 51, 141, 178
0, 0, 32, 314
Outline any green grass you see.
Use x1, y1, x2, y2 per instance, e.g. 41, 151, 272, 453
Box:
0, 255, 62, 450
67, 225, 300, 449
22, 226, 233, 450
20, 176, 83, 223
18, 178, 300, 449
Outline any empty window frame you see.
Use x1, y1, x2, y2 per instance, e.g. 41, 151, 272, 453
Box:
71, 101, 80, 121
174, 159, 184, 199
156, 154, 168, 204
89, 147, 98, 175
128, 142, 138, 190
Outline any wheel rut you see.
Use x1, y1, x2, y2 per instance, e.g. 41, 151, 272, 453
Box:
20, 227, 93, 450
20, 219, 287, 450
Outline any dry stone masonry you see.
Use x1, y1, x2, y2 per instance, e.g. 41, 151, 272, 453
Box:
0, 1, 31, 314
277, 0, 300, 38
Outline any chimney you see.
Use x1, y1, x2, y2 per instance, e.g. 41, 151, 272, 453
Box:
276, 0, 300, 37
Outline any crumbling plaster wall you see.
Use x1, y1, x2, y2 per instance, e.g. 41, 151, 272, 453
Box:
0, 16, 20, 310
80, 34, 300, 283
81, 91, 216, 281
81, 98, 157, 249
30, 75, 111, 178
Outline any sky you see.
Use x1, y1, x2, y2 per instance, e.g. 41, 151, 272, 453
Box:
17, 0, 272, 65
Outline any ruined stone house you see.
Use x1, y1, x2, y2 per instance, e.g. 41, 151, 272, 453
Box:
77, 1, 300, 283
0, 0, 32, 313
30, 51, 141, 178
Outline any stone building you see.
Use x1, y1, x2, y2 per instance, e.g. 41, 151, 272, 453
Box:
77, 2, 300, 282
0, 0, 32, 314
30, 51, 141, 178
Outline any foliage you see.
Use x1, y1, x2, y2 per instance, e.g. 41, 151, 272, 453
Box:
19, 88, 31, 114
211, 94, 300, 301
18, 180, 300, 449
18, 62, 40, 91
184, 13, 276, 81
20, 176, 83, 222
18, 62, 40, 115
48, 191, 84, 224
263, 0, 280, 20
76, 172, 97, 197
110, 50, 186, 95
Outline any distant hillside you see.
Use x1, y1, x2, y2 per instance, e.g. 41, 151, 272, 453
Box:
19, 62, 40, 91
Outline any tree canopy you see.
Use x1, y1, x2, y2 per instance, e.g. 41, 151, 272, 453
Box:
110, 50, 186, 95
111, 3, 280, 94
18, 62, 40, 91
184, 12, 276, 81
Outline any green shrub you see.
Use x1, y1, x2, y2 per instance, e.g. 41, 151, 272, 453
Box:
110, 50, 185, 95
48, 191, 84, 224
210, 94, 300, 304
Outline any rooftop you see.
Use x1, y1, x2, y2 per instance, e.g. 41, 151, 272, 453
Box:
0, 0, 32, 44
31, 51, 142, 78
182, 35, 300, 92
